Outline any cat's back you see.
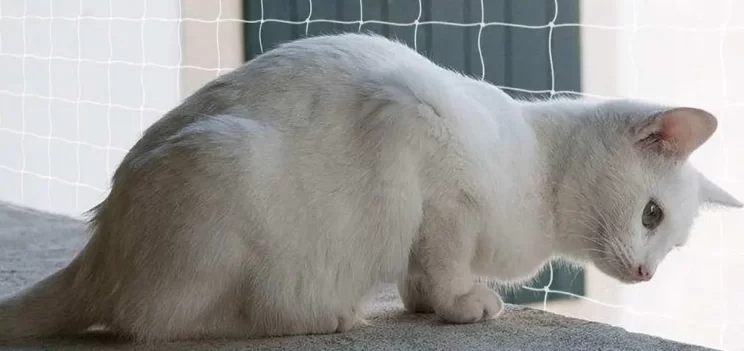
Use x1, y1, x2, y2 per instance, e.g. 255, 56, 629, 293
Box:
230, 33, 527, 174
226, 33, 524, 166
227, 33, 481, 126
135, 33, 517, 151
123, 33, 531, 211
121, 34, 440, 166
238, 33, 439, 90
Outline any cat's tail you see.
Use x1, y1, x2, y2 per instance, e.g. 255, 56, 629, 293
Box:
0, 253, 93, 341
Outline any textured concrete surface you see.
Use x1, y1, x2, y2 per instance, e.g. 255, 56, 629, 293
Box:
0, 202, 714, 351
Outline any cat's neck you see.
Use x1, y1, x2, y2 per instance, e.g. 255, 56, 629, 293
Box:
519, 98, 601, 259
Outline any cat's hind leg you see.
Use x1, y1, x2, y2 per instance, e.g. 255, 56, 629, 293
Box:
104, 250, 246, 341
246, 281, 365, 337
217, 263, 373, 339
106, 279, 229, 340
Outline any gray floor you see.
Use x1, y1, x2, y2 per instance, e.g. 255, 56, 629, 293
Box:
0, 202, 713, 351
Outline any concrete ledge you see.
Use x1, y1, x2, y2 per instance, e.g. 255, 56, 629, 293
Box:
0, 203, 713, 351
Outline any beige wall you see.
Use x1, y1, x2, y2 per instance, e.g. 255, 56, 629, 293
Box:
180, 0, 244, 97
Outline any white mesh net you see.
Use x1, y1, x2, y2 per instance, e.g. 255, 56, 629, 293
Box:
0, 0, 742, 349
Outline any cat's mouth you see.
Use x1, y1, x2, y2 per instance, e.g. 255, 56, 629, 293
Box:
615, 272, 645, 284
596, 251, 645, 284
605, 266, 642, 284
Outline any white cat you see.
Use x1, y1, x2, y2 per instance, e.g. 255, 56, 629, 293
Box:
0, 33, 740, 342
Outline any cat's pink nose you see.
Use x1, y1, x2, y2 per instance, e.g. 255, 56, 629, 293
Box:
632, 265, 653, 281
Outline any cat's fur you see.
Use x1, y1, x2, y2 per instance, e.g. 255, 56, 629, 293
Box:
0, 33, 741, 342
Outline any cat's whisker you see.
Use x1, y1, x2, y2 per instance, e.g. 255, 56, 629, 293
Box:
593, 207, 623, 240
610, 235, 633, 269
565, 233, 605, 247
558, 209, 605, 232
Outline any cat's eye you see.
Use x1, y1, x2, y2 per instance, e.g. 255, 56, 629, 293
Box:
642, 200, 664, 230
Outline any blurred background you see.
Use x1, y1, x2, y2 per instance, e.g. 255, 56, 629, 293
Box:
0, 1, 743, 349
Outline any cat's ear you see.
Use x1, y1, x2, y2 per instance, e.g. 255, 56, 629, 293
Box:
633, 107, 718, 160
699, 173, 743, 208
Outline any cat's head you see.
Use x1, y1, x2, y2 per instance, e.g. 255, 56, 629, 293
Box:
557, 99, 741, 284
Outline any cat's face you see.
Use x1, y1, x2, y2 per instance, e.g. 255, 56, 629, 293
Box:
559, 100, 742, 284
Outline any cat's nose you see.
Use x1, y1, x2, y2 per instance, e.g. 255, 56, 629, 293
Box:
631, 264, 653, 281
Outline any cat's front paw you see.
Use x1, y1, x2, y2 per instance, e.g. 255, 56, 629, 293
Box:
435, 283, 504, 324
